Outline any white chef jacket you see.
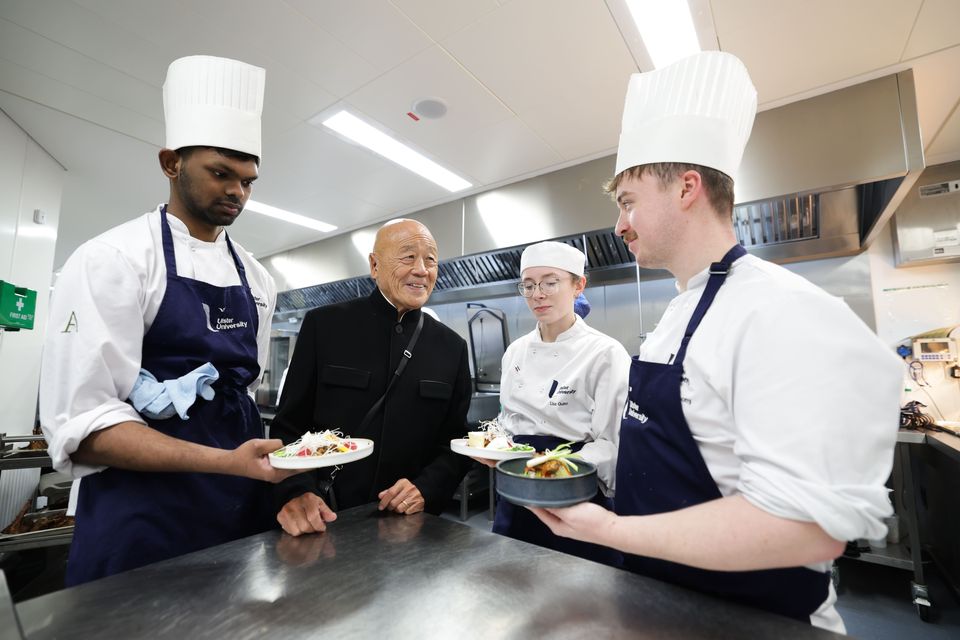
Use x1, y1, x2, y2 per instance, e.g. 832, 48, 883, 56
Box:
39, 205, 277, 481
499, 316, 631, 495
640, 253, 901, 632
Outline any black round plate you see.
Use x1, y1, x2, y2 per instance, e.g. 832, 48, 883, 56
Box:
495, 458, 598, 508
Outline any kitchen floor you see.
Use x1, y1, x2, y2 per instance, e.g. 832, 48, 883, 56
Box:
441, 503, 960, 639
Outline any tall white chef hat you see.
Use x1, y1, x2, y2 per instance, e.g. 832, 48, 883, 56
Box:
163, 55, 265, 159
520, 241, 586, 277
615, 51, 757, 179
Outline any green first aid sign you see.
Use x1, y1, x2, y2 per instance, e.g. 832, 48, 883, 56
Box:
0, 281, 37, 330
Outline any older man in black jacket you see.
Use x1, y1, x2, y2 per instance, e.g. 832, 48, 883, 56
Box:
273, 219, 472, 535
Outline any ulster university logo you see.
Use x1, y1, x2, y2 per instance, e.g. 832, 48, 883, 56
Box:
623, 398, 649, 424
202, 303, 248, 333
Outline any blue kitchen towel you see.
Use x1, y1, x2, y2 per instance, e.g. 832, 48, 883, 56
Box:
128, 363, 220, 420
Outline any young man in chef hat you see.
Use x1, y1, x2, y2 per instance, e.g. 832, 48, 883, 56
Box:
530, 51, 902, 632
40, 55, 302, 585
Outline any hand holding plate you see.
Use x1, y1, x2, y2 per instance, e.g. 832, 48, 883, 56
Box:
233, 438, 307, 482
528, 501, 615, 545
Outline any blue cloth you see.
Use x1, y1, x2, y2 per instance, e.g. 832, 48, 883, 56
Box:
128, 363, 220, 420
573, 293, 591, 318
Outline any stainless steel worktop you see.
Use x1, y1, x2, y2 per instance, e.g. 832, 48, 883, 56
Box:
15, 506, 843, 639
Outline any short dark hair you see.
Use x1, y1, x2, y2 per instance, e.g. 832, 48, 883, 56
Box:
603, 163, 734, 216
177, 145, 260, 166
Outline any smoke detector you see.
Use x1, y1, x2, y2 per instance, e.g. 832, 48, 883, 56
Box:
407, 98, 448, 121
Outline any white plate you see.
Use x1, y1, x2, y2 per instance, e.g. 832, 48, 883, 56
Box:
450, 438, 535, 461
269, 438, 374, 469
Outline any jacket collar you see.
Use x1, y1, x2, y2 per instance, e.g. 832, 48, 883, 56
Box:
369, 287, 422, 325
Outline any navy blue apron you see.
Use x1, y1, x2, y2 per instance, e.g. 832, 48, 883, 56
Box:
66, 206, 274, 585
615, 245, 830, 622
494, 435, 621, 566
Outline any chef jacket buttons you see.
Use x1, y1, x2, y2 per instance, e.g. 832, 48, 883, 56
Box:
394, 324, 403, 334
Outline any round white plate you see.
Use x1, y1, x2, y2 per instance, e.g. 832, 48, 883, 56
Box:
450, 438, 535, 461
269, 438, 374, 469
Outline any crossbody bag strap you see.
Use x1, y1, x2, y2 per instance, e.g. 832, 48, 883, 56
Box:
321, 312, 426, 502
358, 311, 424, 432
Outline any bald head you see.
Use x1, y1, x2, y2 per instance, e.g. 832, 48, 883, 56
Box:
369, 219, 439, 317
373, 219, 435, 254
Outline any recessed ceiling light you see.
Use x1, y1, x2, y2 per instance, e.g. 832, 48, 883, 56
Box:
626, 0, 700, 68
245, 200, 337, 233
318, 110, 472, 193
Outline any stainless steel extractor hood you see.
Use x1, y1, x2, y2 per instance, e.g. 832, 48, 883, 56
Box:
730, 68, 925, 264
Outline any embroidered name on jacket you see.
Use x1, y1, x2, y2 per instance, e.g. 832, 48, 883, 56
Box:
202, 303, 248, 332
547, 380, 577, 407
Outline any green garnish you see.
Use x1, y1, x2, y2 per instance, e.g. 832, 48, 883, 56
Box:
525, 442, 581, 471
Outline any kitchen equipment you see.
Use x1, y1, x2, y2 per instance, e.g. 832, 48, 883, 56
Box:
912, 338, 957, 363
467, 304, 508, 393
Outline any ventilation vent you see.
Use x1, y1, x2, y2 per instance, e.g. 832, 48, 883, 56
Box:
733, 194, 820, 248
276, 278, 376, 314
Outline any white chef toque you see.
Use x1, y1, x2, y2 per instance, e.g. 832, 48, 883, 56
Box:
615, 51, 757, 179
520, 241, 586, 277
163, 55, 265, 159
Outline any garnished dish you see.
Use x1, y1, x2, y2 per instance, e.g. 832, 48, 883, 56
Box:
495, 443, 598, 508
269, 430, 374, 469
522, 443, 581, 478
450, 418, 535, 461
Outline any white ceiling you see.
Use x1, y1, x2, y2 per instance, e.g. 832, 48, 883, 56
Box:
1, 0, 959, 271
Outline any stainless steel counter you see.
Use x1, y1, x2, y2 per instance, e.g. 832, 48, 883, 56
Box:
16, 506, 843, 639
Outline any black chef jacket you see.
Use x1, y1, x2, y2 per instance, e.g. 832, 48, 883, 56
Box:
273, 290, 472, 514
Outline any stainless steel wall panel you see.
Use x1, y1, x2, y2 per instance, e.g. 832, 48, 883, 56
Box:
462, 156, 617, 255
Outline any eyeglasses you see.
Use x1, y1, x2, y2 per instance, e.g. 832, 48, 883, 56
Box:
517, 280, 562, 297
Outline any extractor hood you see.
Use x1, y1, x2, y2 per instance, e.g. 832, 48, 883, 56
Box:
273, 69, 925, 314
730, 68, 924, 263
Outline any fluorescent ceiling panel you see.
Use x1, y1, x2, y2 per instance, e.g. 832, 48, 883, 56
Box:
245, 200, 337, 233
319, 110, 472, 192
626, 0, 700, 68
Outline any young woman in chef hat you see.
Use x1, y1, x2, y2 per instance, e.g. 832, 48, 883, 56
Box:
473, 241, 630, 565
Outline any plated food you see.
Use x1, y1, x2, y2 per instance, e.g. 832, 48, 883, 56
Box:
495, 443, 598, 508
450, 418, 535, 461
521, 443, 581, 478
269, 430, 374, 469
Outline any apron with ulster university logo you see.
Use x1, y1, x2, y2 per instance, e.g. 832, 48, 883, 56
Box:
615, 244, 831, 622
66, 205, 274, 585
